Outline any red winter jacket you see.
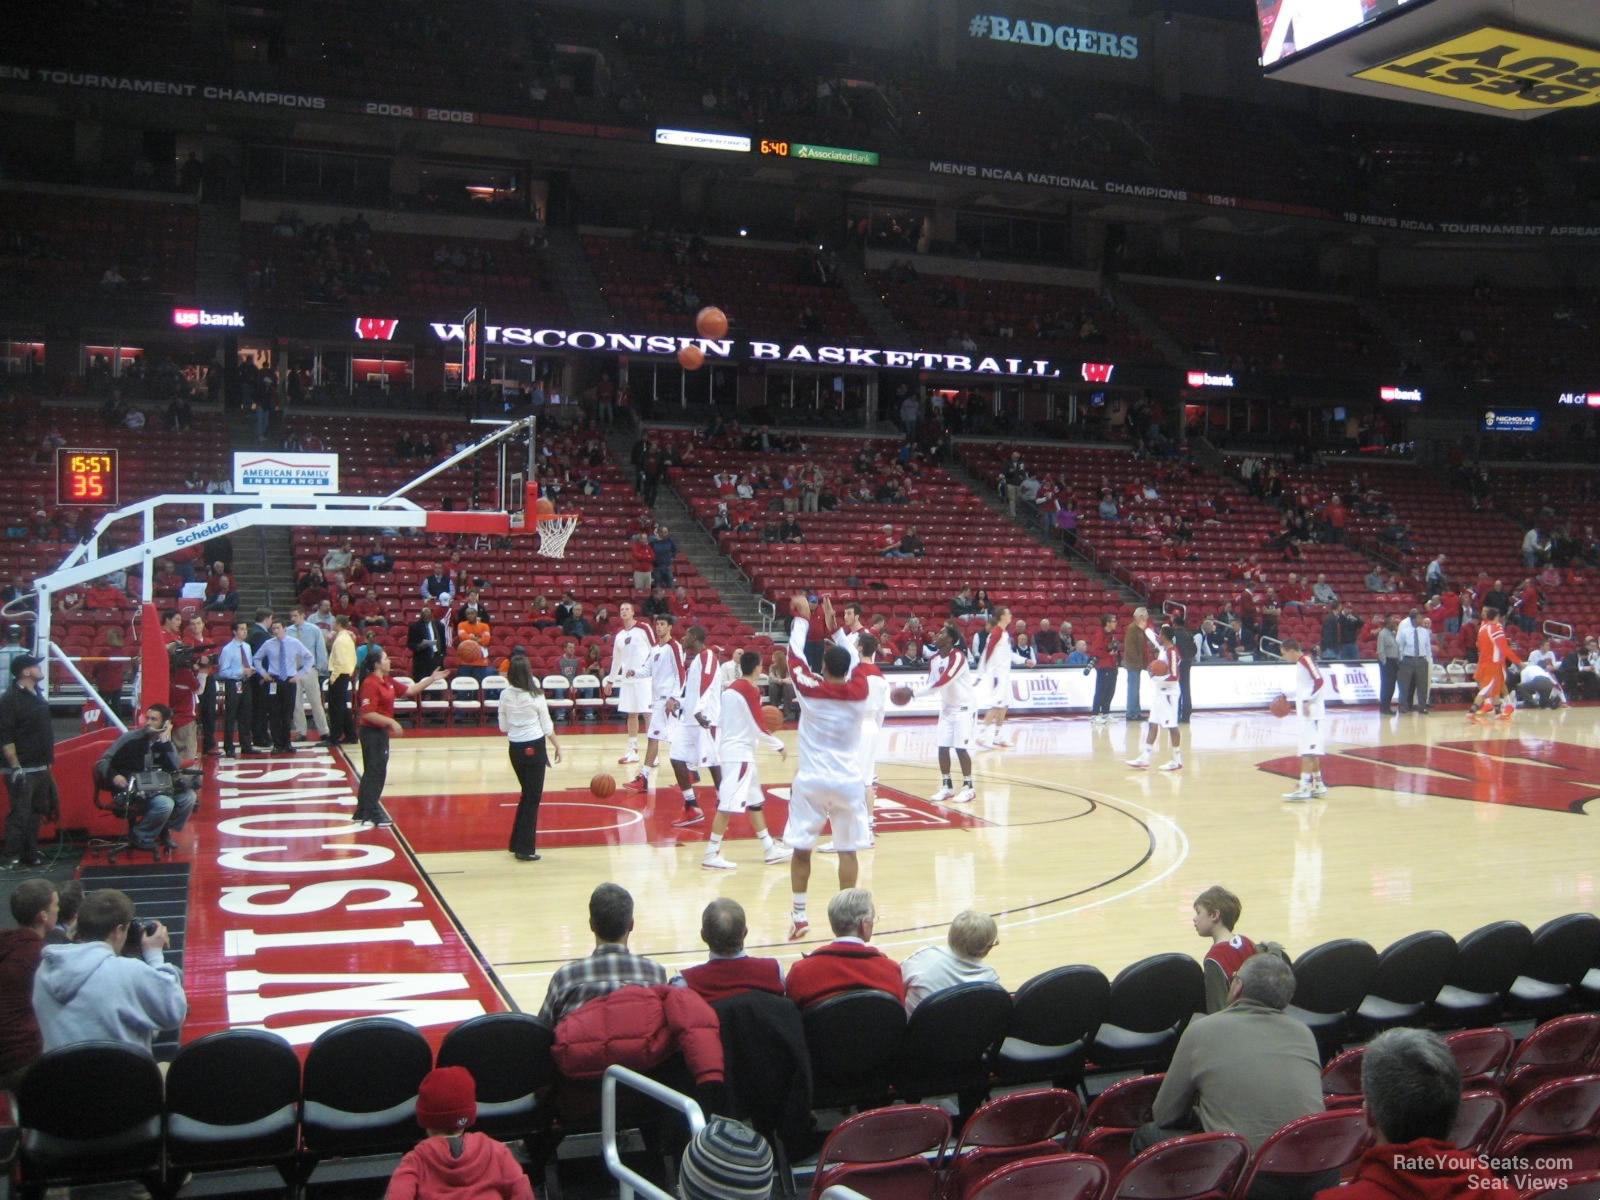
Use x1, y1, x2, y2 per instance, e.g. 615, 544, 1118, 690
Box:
553, 984, 724, 1085
785, 940, 905, 1009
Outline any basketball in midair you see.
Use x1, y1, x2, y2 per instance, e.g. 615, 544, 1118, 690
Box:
890, 686, 915, 707
760, 704, 784, 733
696, 306, 729, 339
590, 773, 617, 798
678, 345, 705, 371
535, 496, 556, 516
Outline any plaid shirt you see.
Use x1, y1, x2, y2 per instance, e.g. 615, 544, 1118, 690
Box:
538, 943, 667, 1025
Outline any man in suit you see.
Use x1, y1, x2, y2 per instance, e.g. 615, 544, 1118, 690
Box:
246, 608, 274, 747
408, 605, 448, 678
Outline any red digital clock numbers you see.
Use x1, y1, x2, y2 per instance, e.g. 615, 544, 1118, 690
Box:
56, 448, 119, 507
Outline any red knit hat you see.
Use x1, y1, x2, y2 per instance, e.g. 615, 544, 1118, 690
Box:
416, 1066, 476, 1132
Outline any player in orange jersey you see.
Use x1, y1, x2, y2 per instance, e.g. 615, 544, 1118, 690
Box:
1471, 606, 1522, 720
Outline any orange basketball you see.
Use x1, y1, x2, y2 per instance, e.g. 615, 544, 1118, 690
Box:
695, 306, 729, 339
1269, 694, 1293, 719
535, 496, 556, 516
760, 704, 784, 733
677, 345, 705, 371
1149, 659, 1170, 678
590, 772, 617, 798
890, 685, 915, 707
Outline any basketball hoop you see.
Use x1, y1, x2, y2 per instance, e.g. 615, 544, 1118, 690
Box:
535, 512, 580, 559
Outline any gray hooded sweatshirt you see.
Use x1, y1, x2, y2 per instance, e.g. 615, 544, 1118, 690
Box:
32, 941, 187, 1053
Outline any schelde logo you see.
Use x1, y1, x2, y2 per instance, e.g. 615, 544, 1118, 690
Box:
1380, 386, 1423, 403
1081, 362, 1115, 383
1186, 370, 1235, 388
172, 307, 245, 329
355, 316, 400, 341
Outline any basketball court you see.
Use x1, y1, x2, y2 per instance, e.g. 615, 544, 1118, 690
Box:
330, 706, 1600, 1018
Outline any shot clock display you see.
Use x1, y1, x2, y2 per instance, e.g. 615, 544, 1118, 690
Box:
56, 448, 119, 506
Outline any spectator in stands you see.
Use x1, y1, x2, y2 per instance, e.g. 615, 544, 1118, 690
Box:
419, 562, 455, 611
1311, 574, 1339, 605
33, 888, 187, 1053
204, 567, 238, 613
673, 584, 696, 619
1482, 579, 1510, 617
1192, 885, 1259, 1014
1337, 605, 1364, 661
785, 889, 903, 1009
537, 883, 665, 1024
674, 898, 784, 1002
322, 540, 354, 585
0, 878, 55, 1087
308, 599, 336, 634
1365, 566, 1389, 593
386, 1066, 534, 1200
1133, 954, 1322, 1155
678, 1117, 775, 1200
899, 909, 1000, 1014
643, 588, 672, 619
897, 526, 925, 557
1034, 619, 1066, 663
456, 607, 491, 681
364, 540, 394, 574
778, 515, 804, 543
1424, 554, 1448, 597
1521, 526, 1551, 571
1064, 639, 1091, 666
1334, 1028, 1519, 1200
558, 642, 581, 681
766, 650, 795, 717
1098, 490, 1120, 521
950, 587, 976, 618
629, 533, 654, 593
1012, 630, 1037, 667
650, 524, 678, 587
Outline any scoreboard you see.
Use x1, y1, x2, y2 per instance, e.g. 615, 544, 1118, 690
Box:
56, 448, 119, 506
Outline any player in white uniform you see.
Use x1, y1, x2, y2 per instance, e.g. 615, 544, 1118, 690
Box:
629, 614, 682, 792
1276, 637, 1327, 801
1126, 625, 1183, 771
666, 624, 720, 826
975, 607, 1015, 748
602, 602, 655, 765
784, 595, 870, 942
702, 650, 792, 871
919, 626, 978, 803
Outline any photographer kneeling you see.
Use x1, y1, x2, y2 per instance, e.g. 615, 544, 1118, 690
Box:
34, 887, 187, 1053
95, 704, 198, 853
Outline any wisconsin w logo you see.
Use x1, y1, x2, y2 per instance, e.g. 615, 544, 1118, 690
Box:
1258, 739, 1600, 814
354, 316, 400, 340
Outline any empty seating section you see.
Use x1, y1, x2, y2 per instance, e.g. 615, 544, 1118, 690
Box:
241, 223, 566, 320
1121, 281, 1395, 378
287, 418, 757, 679
19, 915, 1600, 1199
0, 189, 198, 298
963, 444, 1404, 655
19, 0, 204, 79
870, 272, 1154, 365
1383, 288, 1600, 386
583, 233, 873, 342
653, 433, 1125, 637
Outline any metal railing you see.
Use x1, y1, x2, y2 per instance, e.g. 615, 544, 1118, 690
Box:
1257, 635, 1285, 660
757, 596, 778, 633
1544, 619, 1574, 641
46, 642, 128, 732
1161, 598, 1187, 623
601, 1066, 706, 1200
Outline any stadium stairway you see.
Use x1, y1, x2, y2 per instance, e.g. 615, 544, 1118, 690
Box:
545, 226, 623, 330
837, 256, 914, 347
945, 451, 1144, 609
605, 426, 773, 634
1102, 280, 1191, 367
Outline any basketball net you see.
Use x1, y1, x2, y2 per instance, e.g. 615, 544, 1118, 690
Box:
536, 513, 579, 559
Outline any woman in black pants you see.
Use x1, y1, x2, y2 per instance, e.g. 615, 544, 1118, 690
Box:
353, 648, 444, 827
499, 654, 561, 861
1091, 614, 1120, 723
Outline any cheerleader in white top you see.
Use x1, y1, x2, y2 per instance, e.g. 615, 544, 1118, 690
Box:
499, 655, 562, 861
1126, 625, 1183, 772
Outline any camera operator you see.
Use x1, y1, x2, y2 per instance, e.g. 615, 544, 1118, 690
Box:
33, 887, 187, 1053
161, 610, 203, 762
94, 704, 197, 853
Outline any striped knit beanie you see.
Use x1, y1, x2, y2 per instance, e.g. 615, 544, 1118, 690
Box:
679, 1116, 774, 1200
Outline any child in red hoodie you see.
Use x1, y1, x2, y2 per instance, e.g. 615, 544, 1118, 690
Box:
385, 1066, 534, 1200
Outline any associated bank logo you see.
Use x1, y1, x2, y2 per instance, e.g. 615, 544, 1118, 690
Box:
1186, 371, 1235, 389
1081, 362, 1116, 383
172, 307, 245, 329
968, 14, 1139, 59
355, 316, 400, 340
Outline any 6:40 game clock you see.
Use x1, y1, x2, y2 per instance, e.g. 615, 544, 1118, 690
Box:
56, 448, 119, 506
